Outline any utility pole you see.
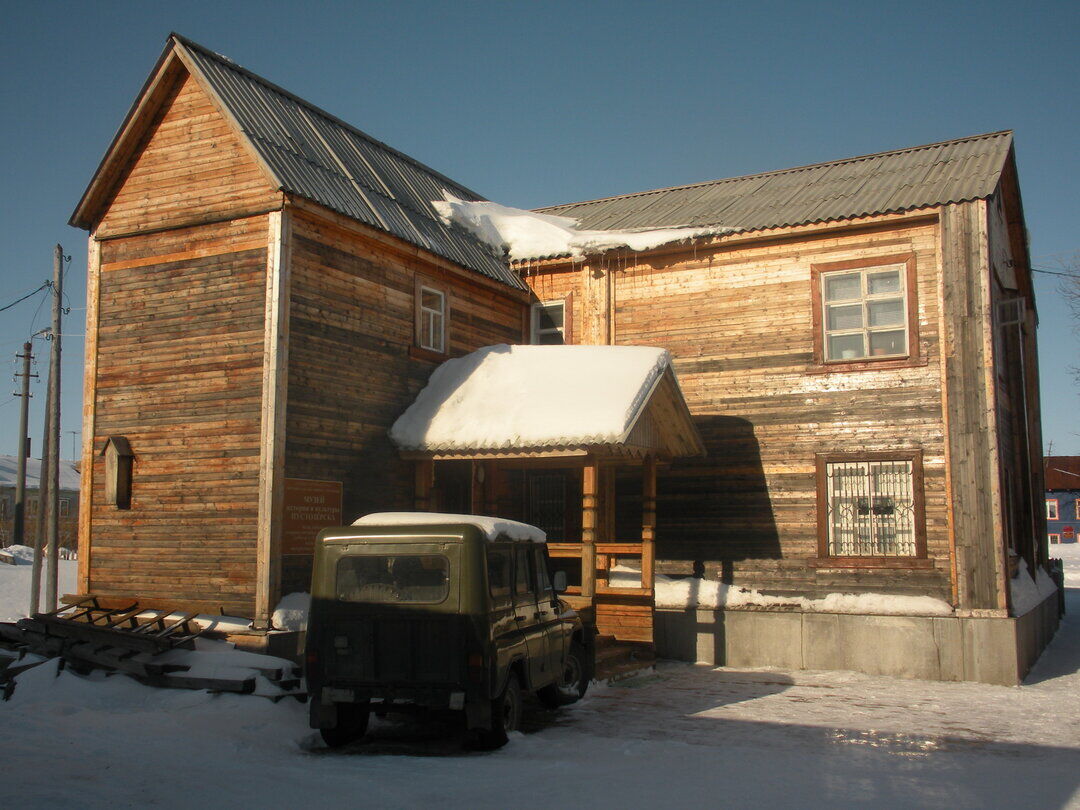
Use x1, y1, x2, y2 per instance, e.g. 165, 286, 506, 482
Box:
45, 244, 64, 612
29, 365, 52, 616
12, 342, 35, 549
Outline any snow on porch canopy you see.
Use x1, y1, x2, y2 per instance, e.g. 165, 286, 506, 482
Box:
389, 344, 705, 459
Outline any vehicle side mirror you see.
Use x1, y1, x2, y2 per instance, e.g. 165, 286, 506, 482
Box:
552, 570, 568, 594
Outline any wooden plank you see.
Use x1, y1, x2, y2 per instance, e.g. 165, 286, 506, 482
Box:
581, 461, 598, 598
642, 455, 656, 588
254, 210, 291, 627
78, 236, 101, 594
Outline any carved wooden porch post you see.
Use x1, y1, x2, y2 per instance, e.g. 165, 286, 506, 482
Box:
582, 460, 599, 597
642, 455, 657, 589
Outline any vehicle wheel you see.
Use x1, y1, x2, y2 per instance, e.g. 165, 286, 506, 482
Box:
538, 642, 589, 708
475, 673, 522, 749
319, 701, 370, 748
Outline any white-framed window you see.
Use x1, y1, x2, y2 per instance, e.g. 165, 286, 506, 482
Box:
27, 498, 39, 517
60, 499, 70, 517
820, 263, 909, 362
417, 284, 446, 354
531, 301, 565, 345
1047, 499, 1059, 521
1049, 534, 1061, 544
820, 456, 921, 557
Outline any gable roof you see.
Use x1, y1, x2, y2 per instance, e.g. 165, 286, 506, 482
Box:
389, 344, 705, 458
0, 455, 80, 492
71, 34, 524, 292
536, 131, 1015, 237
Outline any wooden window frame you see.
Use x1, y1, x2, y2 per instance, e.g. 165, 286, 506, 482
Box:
810, 253, 922, 372
1046, 499, 1059, 521
531, 300, 566, 344
414, 278, 448, 357
812, 450, 928, 568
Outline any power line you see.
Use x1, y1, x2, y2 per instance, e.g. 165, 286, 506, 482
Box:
1031, 266, 1080, 280
0, 282, 49, 314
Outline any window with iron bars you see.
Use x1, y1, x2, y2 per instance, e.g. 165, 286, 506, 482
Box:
824, 458, 918, 557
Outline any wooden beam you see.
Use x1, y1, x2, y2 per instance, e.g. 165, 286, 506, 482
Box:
642, 455, 657, 590
415, 459, 434, 511
254, 210, 291, 628
77, 236, 102, 594
581, 461, 599, 598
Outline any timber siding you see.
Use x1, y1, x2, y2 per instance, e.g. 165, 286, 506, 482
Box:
525, 213, 954, 600
280, 208, 526, 594
88, 216, 270, 615
96, 69, 280, 240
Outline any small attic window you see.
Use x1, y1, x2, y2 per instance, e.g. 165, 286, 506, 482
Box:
101, 436, 134, 510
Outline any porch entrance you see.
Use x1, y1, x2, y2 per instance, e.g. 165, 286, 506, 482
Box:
387, 345, 706, 647
417, 455, 659, 643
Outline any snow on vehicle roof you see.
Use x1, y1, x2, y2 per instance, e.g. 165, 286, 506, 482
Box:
352, 512, 546, 543
389, 343, 672, 452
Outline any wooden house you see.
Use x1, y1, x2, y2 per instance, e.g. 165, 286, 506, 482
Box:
520, 132, 1056, 683
69, 35, 532, 623
0, 455, 81, 552
1045, 457, 1080, 545
70, 34, 1057, 683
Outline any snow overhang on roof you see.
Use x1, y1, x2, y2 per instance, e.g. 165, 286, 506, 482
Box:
389, 344, 705, 459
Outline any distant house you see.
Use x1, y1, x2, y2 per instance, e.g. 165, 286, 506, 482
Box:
67, 33, 1055, 685
0, 455, 80, 551
1045, 457, 1080, 544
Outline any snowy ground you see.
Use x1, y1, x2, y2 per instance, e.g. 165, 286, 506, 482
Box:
2, 546, 1080, 809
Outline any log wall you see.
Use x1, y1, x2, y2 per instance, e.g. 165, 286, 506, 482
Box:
280, 207, 527, 594
523, 214, 955, 600
86, 215, 270, 616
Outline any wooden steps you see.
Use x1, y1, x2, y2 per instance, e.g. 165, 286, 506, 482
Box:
593, 635, 656, 681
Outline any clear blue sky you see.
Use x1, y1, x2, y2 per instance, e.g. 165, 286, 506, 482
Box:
1, 0, 1078, 459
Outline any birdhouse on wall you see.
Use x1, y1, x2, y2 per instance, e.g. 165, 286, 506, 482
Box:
101, 436, 134, 509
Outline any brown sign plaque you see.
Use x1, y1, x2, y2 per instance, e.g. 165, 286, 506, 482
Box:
282, 478, 343, 556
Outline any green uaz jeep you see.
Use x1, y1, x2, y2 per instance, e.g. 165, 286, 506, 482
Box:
305, 512, 594, 748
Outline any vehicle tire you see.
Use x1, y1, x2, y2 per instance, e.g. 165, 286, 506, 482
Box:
475, 673, 522, 750
538, 641, 589, 708
319, 701, 370, 748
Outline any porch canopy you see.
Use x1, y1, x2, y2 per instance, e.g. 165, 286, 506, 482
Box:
389, 343, 703, 461
389, 344, 703, 642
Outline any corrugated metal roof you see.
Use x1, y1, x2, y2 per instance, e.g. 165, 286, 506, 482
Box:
173, 35, 524, 291
536, 132, 1014, 236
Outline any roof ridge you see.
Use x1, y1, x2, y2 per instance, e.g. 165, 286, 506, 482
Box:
169, 33, 489, 203
534, 130, 1014, 212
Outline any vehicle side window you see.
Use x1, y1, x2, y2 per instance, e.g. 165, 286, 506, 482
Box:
487, 548, 512, 600
514, 547, 535, 597
535, 547, 553, 597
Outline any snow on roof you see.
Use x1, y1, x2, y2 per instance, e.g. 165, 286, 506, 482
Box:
352, 512, 546, 543
432, 192, 726, 262
0, 455, 80, 492
389, 344, 672, 453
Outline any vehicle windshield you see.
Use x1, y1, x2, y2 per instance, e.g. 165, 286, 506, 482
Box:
335, 554, 450, 604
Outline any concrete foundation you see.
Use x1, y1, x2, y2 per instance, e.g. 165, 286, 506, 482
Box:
655, 591, 1061, 686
